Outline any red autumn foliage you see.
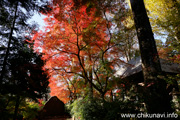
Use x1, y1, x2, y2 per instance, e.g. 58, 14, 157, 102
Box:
33, 0, 124, 103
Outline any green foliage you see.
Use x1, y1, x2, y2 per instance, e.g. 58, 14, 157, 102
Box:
144, 0, 180, 56
21, 100, 45, 120
0, 94, 45, 120
161, 74, 180, 112
70, 95, 142, 120
171, 95, 180, 115
70, 97, 104, 120
163, 74, 180, 86
0, 32, 49, 120
0, 1, 50, 120
0, 95, 14, 120
113, 2, 140, 62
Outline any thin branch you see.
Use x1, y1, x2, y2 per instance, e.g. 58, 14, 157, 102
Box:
52, 67, 85, 79
93, 65, 102, 89
103, 10, 112, 47
55, 47, 78, 56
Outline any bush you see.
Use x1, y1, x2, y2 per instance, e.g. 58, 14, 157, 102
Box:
69, 96, 141, 120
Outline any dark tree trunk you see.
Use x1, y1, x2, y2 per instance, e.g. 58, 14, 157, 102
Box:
0, 3, 18, 86
89, 67, 93, 98
13, 95, 21, 120
130, 0, 173, 113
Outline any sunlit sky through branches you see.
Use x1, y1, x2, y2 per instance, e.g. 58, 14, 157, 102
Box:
28, 13, 46, 30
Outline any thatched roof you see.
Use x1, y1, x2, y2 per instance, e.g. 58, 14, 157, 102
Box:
39, 96, 71, 118
115, 56, 180, 78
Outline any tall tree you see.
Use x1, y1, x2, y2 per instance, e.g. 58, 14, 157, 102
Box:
130, 0, 172, 113
10, 43, 49, 120
0, 40, 50, 120
0, 0, 50, 88
0, 1, 50, 118
33, 0, 123, 102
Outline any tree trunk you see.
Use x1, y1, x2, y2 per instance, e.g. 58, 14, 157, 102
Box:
87, 51, 93, 98
130, 0, 173, 113
13, 95, 21, 120
0, 2, 18, 86
89, 65, 93, 98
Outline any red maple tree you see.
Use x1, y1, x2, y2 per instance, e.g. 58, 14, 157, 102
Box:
33, 0, 124, 103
